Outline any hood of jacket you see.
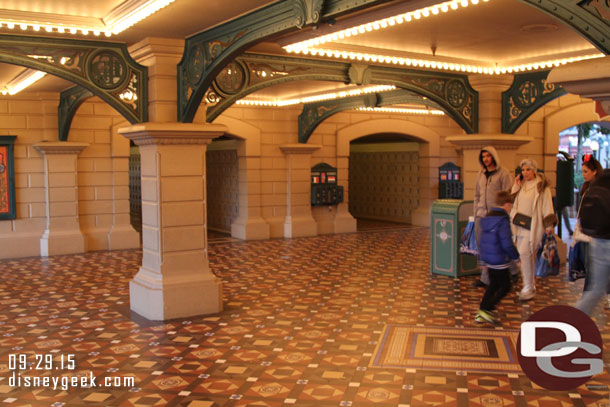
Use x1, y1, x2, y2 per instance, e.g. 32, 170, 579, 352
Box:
479, 146, 502, 171
480, 208, 508, 231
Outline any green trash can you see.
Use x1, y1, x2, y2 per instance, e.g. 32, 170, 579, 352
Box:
430, 199, 479, 277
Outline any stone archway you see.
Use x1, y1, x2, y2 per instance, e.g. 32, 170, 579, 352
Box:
337, 119, 441, 227
544, 99, 598, 189
212, 116, 270, 240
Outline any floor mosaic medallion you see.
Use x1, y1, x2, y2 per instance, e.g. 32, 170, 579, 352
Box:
372, 325, 521, 373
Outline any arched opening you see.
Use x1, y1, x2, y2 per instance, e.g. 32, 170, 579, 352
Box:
206, 135, 240, 239
348, 133, 421, 228
544, 99, 603, 238
337, 118, 441, 228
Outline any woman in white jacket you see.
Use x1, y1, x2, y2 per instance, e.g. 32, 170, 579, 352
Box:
510, 159, 557, 301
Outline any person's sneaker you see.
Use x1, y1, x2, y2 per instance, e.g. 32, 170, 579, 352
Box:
476, 309, 498, 325
518, 290, 535, 301
472, 280, 488, 288
474, 314, 486, 324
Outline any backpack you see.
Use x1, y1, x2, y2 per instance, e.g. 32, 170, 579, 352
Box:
580, 171, 610, 238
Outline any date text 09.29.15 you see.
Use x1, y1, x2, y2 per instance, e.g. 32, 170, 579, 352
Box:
9, 354, 75, 371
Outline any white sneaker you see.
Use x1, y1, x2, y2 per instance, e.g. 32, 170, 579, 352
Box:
519, 290, 535, 301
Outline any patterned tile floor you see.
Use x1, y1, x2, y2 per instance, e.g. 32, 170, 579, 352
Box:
0, 223, 609, 407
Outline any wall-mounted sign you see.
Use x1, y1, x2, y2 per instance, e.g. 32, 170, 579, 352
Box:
0, 136, 16, 220
311, 162, 344, 206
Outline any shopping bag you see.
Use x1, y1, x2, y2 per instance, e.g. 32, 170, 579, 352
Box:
567, 241, 586, 281
535, 233, 560, 278
459, 217, 478, 256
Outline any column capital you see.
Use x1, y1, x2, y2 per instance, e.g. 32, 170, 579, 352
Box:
33, 141, 88, 155
468, 74, 514, 92
280, 144, 321, 155
119, 122, 228, 146
446, 133, 533, 150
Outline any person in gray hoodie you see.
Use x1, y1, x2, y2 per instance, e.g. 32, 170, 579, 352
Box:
473, 146, 513, 288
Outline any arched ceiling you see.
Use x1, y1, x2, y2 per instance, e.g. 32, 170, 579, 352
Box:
0, 0, 600, 102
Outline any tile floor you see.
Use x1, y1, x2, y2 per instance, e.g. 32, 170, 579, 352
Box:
0, 223, 608, 407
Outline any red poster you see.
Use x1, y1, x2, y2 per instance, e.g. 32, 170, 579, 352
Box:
0, 147, 8, 213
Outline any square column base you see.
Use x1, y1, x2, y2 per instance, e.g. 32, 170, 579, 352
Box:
284, 215, 317, 238
108, 224, 141, 250
334, 210, 357, 234
412, 206, 431, 227
40, 230, 86, 257
231, 216, 270, 240
130, 268, 223, 320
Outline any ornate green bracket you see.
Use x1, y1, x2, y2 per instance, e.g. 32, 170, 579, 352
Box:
501, 71, 566, 134
205, 53, 478, 134
58, 86, 94, 141
519, 0, 610, 54
177, 0, 397, 123
0, 34, 147, 125
298, 89, 444, 143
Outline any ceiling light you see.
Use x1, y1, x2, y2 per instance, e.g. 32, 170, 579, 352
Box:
2, 69, 46, 95
236, 85, 396, 107
0, 0, 174, 37
285, 0, 492, 54
359, 107, 445, 115
286, 45, 604, 75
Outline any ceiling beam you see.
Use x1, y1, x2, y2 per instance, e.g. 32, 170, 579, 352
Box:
177, 0, 398, 123
0, 34, 147, 124
204, 52, 478, 134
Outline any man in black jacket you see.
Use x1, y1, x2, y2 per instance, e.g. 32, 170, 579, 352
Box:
575, 169, 610, 315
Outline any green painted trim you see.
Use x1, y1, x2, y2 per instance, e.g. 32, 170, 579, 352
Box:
0, 34, 148, 124
58, 86, 94, 141
350, 142, 419, 153
299, 89, 445, 143
0, 135, 16, 220
501, 70, 567, 134
177, 0, 396, 123
518, 0, 610, 54
299, 93, 377, 143
205, 53, 477, 134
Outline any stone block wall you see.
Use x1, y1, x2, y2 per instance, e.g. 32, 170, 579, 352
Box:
349, 146, 419, 223
206, 141, 239, 233
0, 93, 139, 259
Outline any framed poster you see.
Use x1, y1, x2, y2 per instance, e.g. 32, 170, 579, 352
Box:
0, 136, 16, 220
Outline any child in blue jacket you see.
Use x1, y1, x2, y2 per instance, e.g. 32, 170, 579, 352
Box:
476, 191, 520, 325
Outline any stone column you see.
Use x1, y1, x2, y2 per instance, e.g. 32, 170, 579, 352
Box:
119, 122, 227, 321
231, 147, 270, 240
34, 142, 88, 256
280, 144, 320, 238
445, 135, 533, 199
333, 156, 357, 233
446, 75, 533, 199
469, 74, 514, 134
108, 123, 141, 249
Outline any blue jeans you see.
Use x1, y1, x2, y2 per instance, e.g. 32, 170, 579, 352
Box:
576, 238, 610, 315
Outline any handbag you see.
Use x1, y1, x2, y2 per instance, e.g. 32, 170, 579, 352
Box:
459, 217, 478, 256
574, 195, 593, 243
568, 241, 586, 281
573, 224, 592, 243
535, 233, 560, 278
512, 213, 532, 230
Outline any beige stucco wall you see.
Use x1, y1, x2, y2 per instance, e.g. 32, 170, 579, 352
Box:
0, 93, 139, 259
0, 81, 600, 259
